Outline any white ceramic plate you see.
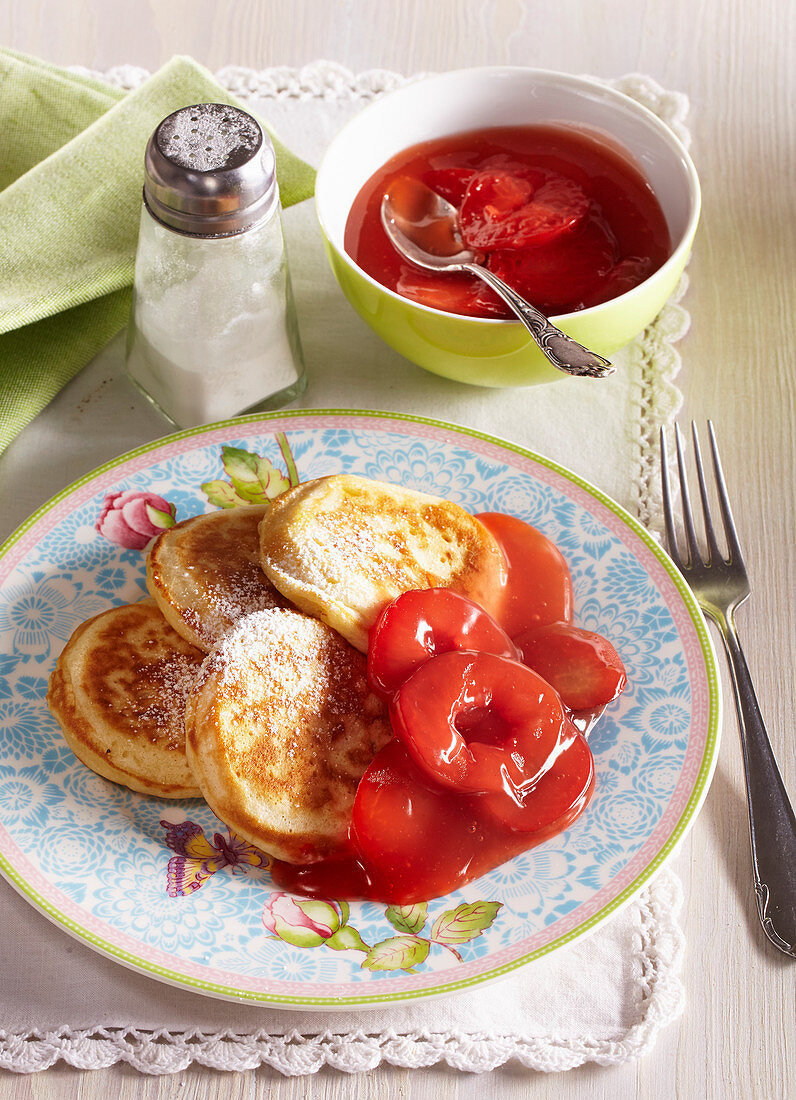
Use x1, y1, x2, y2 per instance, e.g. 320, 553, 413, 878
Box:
0, 410, 719, 1008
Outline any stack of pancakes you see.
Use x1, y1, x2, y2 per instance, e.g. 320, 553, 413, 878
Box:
48, 474, 505, 863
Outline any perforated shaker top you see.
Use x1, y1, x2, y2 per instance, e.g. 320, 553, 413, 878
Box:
143, 103, 278, 236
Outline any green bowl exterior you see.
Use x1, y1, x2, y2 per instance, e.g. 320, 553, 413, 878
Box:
321, 225, 695, 388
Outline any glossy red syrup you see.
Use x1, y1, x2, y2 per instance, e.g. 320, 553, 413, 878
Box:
476, 511, 573, 637
271, 738, 593, 907
344, 125, 671, 318
270, 514, 601, 905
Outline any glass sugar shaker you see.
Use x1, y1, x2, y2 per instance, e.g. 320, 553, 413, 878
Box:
126, 102, 307, 429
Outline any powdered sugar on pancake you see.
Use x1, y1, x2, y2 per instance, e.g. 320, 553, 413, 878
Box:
202, 607, 372, 723
140, 653, 203, 748
185, 606, 392, 862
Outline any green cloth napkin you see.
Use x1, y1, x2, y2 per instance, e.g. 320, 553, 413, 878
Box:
0, 49, 316, 454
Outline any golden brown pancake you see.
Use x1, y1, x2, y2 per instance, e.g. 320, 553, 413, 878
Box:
146, 505, 291, 652
185, 607, 392, 863
258, 474, 506, 651
47, 600, 203, 798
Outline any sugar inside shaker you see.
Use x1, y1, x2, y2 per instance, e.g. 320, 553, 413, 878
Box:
125, 102, 307, 429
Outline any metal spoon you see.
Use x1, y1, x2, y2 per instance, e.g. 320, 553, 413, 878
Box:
381, 178, 615, 379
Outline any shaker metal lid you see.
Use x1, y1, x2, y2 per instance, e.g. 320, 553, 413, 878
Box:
143, 103, 278, 236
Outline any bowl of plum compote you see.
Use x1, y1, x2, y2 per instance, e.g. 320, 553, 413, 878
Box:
315, 68, 700, 387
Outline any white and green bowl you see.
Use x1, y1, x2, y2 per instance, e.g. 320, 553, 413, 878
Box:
315, 67, 701, 387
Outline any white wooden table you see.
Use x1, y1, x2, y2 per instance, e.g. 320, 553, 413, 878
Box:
1, 2, 793, 1097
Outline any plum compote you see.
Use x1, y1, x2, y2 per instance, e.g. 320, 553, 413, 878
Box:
344, 125, 671, 318
270, 513, 626, 905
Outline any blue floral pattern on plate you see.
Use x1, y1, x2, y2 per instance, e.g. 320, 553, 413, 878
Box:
0, 411, 719, 1007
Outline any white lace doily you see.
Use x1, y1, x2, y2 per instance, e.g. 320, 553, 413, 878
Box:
0, 867, 685, 1075
65, 60, 688, 529
1, 61, 693, 1076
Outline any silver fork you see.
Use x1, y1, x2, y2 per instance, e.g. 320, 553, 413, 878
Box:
660, 421, 796, 958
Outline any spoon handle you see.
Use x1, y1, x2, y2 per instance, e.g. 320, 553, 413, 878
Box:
463, 264, 615, 379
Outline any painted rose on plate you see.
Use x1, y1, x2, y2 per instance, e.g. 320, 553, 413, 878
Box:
96, 490, 177, 550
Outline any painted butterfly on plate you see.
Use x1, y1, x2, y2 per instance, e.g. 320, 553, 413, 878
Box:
161, 819, 269, 897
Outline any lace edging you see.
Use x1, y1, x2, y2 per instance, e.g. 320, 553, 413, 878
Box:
0, 869, 684, 1076
67, 59, 416, 98
69, 61, 692, 135
626, 273, 690, 529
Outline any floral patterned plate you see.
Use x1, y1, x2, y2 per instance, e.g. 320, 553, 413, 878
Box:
0, 410, 719, 1008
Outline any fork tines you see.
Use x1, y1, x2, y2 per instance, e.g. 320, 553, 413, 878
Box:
660, 420, 746, 571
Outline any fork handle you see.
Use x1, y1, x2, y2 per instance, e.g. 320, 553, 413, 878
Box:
717, 613, 796, 957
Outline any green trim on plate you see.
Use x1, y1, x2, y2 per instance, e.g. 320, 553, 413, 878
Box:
0, 408, 721, 1007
